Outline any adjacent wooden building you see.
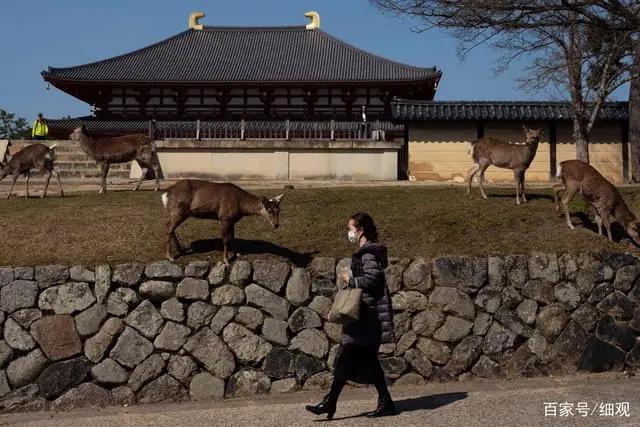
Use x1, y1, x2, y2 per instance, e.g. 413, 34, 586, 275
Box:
392, 100, 630, 183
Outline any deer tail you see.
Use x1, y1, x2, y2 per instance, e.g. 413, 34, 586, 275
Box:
46, 144, 57, 161
466, 141, 476, 156
161, 192, 169, 209
556, 163, 563, 178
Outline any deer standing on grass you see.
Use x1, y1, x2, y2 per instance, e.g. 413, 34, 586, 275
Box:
467, 126, 543, 204
162, 179, 284, 265
553, 159, 640, 243
0, 143, 64, 199
69, 125, 160, 193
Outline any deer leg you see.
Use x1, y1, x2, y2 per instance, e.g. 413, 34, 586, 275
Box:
478, 166, 489, 200
152, 163, 160, 192
54, 169, 64, 197
513, 170, 521, 205
552, 183, 566, 212
520, 171, 528, 203
600, 210, 613, 241
6, 173, 19, 199
561, 185, 579, 230
466, 164, 480, 196
42, 170, 52, 198
99, 163, 110, 194
595, 213, 603, 236
133, 165, 148, 192
24, 172, 30, 199
165, 216, 187, 261
220, 220, 232, 267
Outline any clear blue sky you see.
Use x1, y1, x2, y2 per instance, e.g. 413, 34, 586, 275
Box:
0, 0, 629, 121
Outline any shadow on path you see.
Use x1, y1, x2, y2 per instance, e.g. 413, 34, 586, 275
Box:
314, 392, 469, 422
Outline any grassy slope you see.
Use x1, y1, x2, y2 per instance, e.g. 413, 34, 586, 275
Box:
0, 186, 635, 267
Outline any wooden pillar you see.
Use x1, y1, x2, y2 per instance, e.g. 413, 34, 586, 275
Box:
260, 89, 274, 117
398, 124, 410, 180
622, 120, 630, 182
341, 89, 354, 120
303, 88, 318, 119
548, 121, 557, 180
173, 88, 186, 118
216, 90, 230, 119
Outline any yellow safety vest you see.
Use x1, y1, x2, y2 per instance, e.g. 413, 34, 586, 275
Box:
32, 120, 48, 137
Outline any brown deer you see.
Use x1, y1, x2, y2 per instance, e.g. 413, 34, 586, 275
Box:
466, 126, 543, 204
162, 179, 284, 265
0, 143, 64, 199
69, 125, 160, 193
553, 159, 640, 243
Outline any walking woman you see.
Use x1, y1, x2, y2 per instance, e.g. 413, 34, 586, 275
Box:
306, 212, 396, 419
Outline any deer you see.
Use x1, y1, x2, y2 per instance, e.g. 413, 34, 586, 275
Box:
466, 126, 543, 205
0, 143, 64, 199
553, 159, 640, 243
69, 125, 160, 194
161, 179, 284, 265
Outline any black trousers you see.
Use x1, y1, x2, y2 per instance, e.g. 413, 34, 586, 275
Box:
330, 343, 392, 404
34, 135, 46, 140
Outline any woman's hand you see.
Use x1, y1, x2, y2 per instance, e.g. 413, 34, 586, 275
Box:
340, 268, 350, 286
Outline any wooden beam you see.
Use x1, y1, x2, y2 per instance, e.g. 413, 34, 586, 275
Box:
548, 121, 557, 180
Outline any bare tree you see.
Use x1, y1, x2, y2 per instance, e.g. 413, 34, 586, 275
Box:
370, 0, 635, 162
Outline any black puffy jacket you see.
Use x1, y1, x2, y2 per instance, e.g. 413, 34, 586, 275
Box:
343, 241, 395, 346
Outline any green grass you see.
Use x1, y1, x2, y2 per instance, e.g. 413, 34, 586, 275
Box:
0, 186, 636, 267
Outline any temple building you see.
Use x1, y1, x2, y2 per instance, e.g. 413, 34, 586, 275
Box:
43, 12, 439, 126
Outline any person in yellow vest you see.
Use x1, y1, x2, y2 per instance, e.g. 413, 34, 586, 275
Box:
32, 113, 48, 140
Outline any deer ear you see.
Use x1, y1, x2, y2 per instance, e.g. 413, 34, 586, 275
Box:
273, 194, 284, 203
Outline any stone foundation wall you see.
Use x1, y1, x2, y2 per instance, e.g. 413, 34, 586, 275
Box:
1, 253, 640, 412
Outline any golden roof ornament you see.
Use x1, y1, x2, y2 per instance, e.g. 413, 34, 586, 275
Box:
304, 11, 320, 30
189, 12, 205, 30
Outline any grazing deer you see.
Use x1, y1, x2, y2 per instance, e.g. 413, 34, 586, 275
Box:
69, 125, 160, 193
467, 126, 543, 204
162, 179, 284, 265
0, 143, 64, 199
553, 159, 640, 243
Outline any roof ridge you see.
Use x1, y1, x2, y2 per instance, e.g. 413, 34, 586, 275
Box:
201, 25, 307, 31
394, 99, 628, 106
315, 29, 439, 75
43, 29, 193, 74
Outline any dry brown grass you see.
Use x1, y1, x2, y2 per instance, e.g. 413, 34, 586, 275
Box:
0, 186, 636, 267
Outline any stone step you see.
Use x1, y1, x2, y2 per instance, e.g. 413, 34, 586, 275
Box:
54, 161, 131, 171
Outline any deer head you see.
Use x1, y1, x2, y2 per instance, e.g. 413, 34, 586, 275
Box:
260, 194, 284, 229
626, 220, 640, 244
522, 126, 543, 144
69, 125, 87, 141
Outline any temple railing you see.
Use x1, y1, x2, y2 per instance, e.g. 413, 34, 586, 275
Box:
153, 120, 402, 141
47, 119, 403, 141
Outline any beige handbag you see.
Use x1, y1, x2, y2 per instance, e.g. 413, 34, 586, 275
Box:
328, 285, 362, 325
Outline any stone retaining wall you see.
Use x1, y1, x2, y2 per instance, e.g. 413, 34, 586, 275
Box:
1, 253, 640, 412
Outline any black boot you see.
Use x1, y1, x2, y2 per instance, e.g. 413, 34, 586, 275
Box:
305, 377, 345, 420
305, 394, 337, 420
366, 373, 396, 417
365, 400, 397, 417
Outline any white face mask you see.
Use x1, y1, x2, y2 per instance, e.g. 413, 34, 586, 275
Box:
348, 229, 358, 244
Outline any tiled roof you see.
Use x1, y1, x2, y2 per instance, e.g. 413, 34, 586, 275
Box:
42, 27, 440, 84
392, 100, 629, 121
48, 118, 150, 134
